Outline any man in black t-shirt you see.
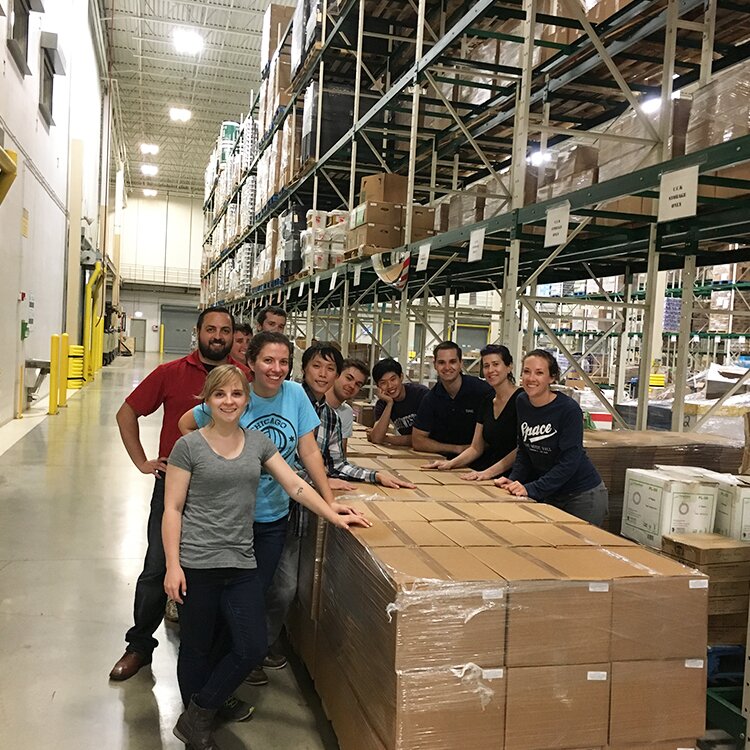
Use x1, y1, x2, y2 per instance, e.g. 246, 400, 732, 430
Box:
412, 341, 493, 458
368, 359, 429, 447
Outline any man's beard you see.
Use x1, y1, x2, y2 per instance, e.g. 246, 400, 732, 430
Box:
199, 339, 232, 361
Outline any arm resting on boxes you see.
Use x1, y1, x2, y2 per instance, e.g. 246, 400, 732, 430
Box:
412, 427, 470, 457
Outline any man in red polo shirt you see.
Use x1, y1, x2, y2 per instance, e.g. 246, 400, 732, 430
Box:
109, 306, 249, 681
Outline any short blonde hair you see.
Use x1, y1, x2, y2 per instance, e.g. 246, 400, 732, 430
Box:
199, 364, 250, 402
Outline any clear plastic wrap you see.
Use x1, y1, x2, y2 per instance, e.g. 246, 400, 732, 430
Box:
291, 0, 307, 78
311, 497, 707, 750
687, 64, 750, 153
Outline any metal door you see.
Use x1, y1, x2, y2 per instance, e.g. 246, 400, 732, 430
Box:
161, 306, 197, 354
130, 318, 147, 352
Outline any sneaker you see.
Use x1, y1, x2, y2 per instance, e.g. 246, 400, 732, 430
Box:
263, 652, 288, 670
218, 695, 255, 723
244, 666, 269, 686
164, 599, 179, 623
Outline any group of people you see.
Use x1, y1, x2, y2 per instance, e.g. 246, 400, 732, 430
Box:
108, 304, 607, 749
368, 341, 607, 524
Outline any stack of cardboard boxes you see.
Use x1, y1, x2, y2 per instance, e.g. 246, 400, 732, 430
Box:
347, 173, 436, 256
663, 533, 750, 645
289, 493, 707, 750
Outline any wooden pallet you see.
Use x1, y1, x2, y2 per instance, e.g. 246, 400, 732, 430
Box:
291, 41, 324, 87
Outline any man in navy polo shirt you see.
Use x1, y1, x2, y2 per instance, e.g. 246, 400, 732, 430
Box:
412, 341, 493, 458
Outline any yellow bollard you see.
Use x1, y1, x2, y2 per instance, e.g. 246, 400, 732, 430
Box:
159, 324, 165, 357
49, 334, 60, 415
59, 333, 69, 407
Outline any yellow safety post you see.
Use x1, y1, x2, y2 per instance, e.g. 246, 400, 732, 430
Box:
16, 365, 24, 419
59, 333, 69, 407
82, 261, 102, 381
49, 334, 60, 415
159, 324, 165, 357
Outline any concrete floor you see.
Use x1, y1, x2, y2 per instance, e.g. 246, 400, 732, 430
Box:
0, 353, 338, 750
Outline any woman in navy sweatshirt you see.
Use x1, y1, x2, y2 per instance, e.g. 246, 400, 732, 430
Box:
495, 349, 608, 526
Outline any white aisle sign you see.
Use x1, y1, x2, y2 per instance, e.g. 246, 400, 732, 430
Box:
658, 165, 699, 222
544, 202, 570, 248
314, 275, 321, 293
353, 264, 361, 287
468, 227, 485, 263
416, 243, 431, 272
330, 270, 338, 291
298, 282, 305, 298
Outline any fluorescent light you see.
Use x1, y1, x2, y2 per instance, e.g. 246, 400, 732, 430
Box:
141, 164, 159, 176
143, 189, 158, 197
173, 28, 204, 55
169, 107, 192, 122
140, 143, 159, 155
640, 97, 661, 114
134, 311, 144, 318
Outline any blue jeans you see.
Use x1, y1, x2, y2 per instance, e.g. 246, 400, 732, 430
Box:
125, 477, 166, 656
253, 516, 289, 595
556, 481, 609, 527
265, 529, 302, 646
177, 567, 267, 710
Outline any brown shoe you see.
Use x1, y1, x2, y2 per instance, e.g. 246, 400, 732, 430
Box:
109, 651, 152, 681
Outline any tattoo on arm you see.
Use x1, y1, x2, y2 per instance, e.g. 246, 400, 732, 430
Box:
295, 486, 304, 498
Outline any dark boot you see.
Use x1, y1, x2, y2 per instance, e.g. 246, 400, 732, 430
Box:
173, 696, 218, 749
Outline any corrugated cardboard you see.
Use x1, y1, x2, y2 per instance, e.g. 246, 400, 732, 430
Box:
350, 200, 404, 229
662, 532, 750, 565
297, 515, 327, 620
609, 659, 706, 744
318, 529, 507, 748
505, 664, 610, 749
621, 467, 719, 548
347, 222, 403, 251
360, 173, 409, 203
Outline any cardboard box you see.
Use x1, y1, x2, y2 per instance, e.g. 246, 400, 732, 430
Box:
347, 222, 403, 251
351, 399, 375, 427
350, 201, 404, 229
403, 205, 436, 230
318, 528, 507, 748
360, 172, 409, 203
621, 467, 719, 548
285, 596, 318, 678
261, 3, 294, 70
297, 515, 327, 620
715, 475, 750, 541
662, 532, 750, 565
609, 659, 706, 744
505, 664, 610, 749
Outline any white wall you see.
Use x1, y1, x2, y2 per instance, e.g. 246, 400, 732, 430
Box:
119, 290, 200, 353
0, 0, 104, 425
119, 195, 203, 280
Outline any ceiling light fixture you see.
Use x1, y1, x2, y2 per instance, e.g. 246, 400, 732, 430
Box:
143, 189, 158, 197
169, 107, 192, 122
141, 164, 159, 176
140, 143, 159, 155
173, 28, 204, 55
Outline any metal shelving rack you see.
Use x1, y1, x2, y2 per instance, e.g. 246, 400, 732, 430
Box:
202, 0, 750, 433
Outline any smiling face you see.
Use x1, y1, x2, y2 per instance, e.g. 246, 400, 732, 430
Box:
434, 347, 462, 387
249, 342, 290, 397
334, 366, 367, 402
205, 376, 248, 425
521, 356, 556, 400
482, 353, 513, 389
304, 353, 339, 400
376, 371, 405, 401
231, 331, 251, 363
197, 312, 234, 362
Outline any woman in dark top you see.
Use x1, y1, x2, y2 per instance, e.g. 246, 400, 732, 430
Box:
495, 349, 608, 526
423, 344, 520, 479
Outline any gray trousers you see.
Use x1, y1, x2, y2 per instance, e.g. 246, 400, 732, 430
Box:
556, 481, 608, 527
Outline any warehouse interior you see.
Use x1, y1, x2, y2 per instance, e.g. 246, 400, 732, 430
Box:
2, 0, 750, 747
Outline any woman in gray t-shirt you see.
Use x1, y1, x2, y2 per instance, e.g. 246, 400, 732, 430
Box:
162, 365, 368, 750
